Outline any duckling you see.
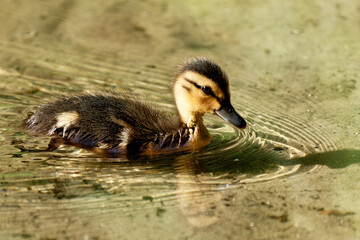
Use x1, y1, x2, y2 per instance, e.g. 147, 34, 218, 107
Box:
24, 58, 246, 156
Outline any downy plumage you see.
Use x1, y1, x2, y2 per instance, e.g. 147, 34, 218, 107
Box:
25, 58, 246, 156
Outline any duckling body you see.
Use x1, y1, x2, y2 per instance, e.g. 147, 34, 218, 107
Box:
27, 93, 191, 155
25, 58, 246, 156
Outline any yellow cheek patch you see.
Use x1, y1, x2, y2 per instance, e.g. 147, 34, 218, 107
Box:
208, 98, 221, 111
195, 96, 221, 113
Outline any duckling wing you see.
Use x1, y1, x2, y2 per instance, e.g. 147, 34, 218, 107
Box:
26, 92, 182, 154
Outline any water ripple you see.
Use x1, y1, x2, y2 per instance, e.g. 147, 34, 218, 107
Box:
0, 40, 339, 229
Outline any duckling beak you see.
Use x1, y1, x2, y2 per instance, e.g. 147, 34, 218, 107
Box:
215, 103, 246, 129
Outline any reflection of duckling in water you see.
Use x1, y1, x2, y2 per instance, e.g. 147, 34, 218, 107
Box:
24, 58, 246, 156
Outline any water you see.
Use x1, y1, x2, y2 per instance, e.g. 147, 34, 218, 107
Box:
0, 1, 359, 239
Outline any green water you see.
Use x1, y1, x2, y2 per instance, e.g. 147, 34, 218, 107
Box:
0, 1, 359, 239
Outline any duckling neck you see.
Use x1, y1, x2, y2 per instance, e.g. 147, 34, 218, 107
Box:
180, 113, 212, 148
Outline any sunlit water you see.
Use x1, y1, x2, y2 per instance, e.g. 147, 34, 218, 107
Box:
0, 1, 359, 239
0, 40, 340, 234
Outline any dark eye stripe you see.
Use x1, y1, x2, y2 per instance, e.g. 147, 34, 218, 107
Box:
184, 78, 201, 89
182, 85, 191, 92
184, 78, 222, 104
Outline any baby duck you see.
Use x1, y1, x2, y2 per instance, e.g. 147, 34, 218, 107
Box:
25, 58, 246, 156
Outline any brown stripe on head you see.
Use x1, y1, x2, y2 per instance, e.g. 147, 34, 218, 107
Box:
182, 85, 191, 92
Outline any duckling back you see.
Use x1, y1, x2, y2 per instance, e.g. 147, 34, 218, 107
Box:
26, 92, 190, 155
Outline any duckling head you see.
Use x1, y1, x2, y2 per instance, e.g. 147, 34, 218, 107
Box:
174, 57, 246, 130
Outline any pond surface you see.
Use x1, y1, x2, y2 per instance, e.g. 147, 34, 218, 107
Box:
0, 1, 359, 239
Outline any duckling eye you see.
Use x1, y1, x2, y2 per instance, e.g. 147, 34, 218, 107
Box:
201, 86, 212, 95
